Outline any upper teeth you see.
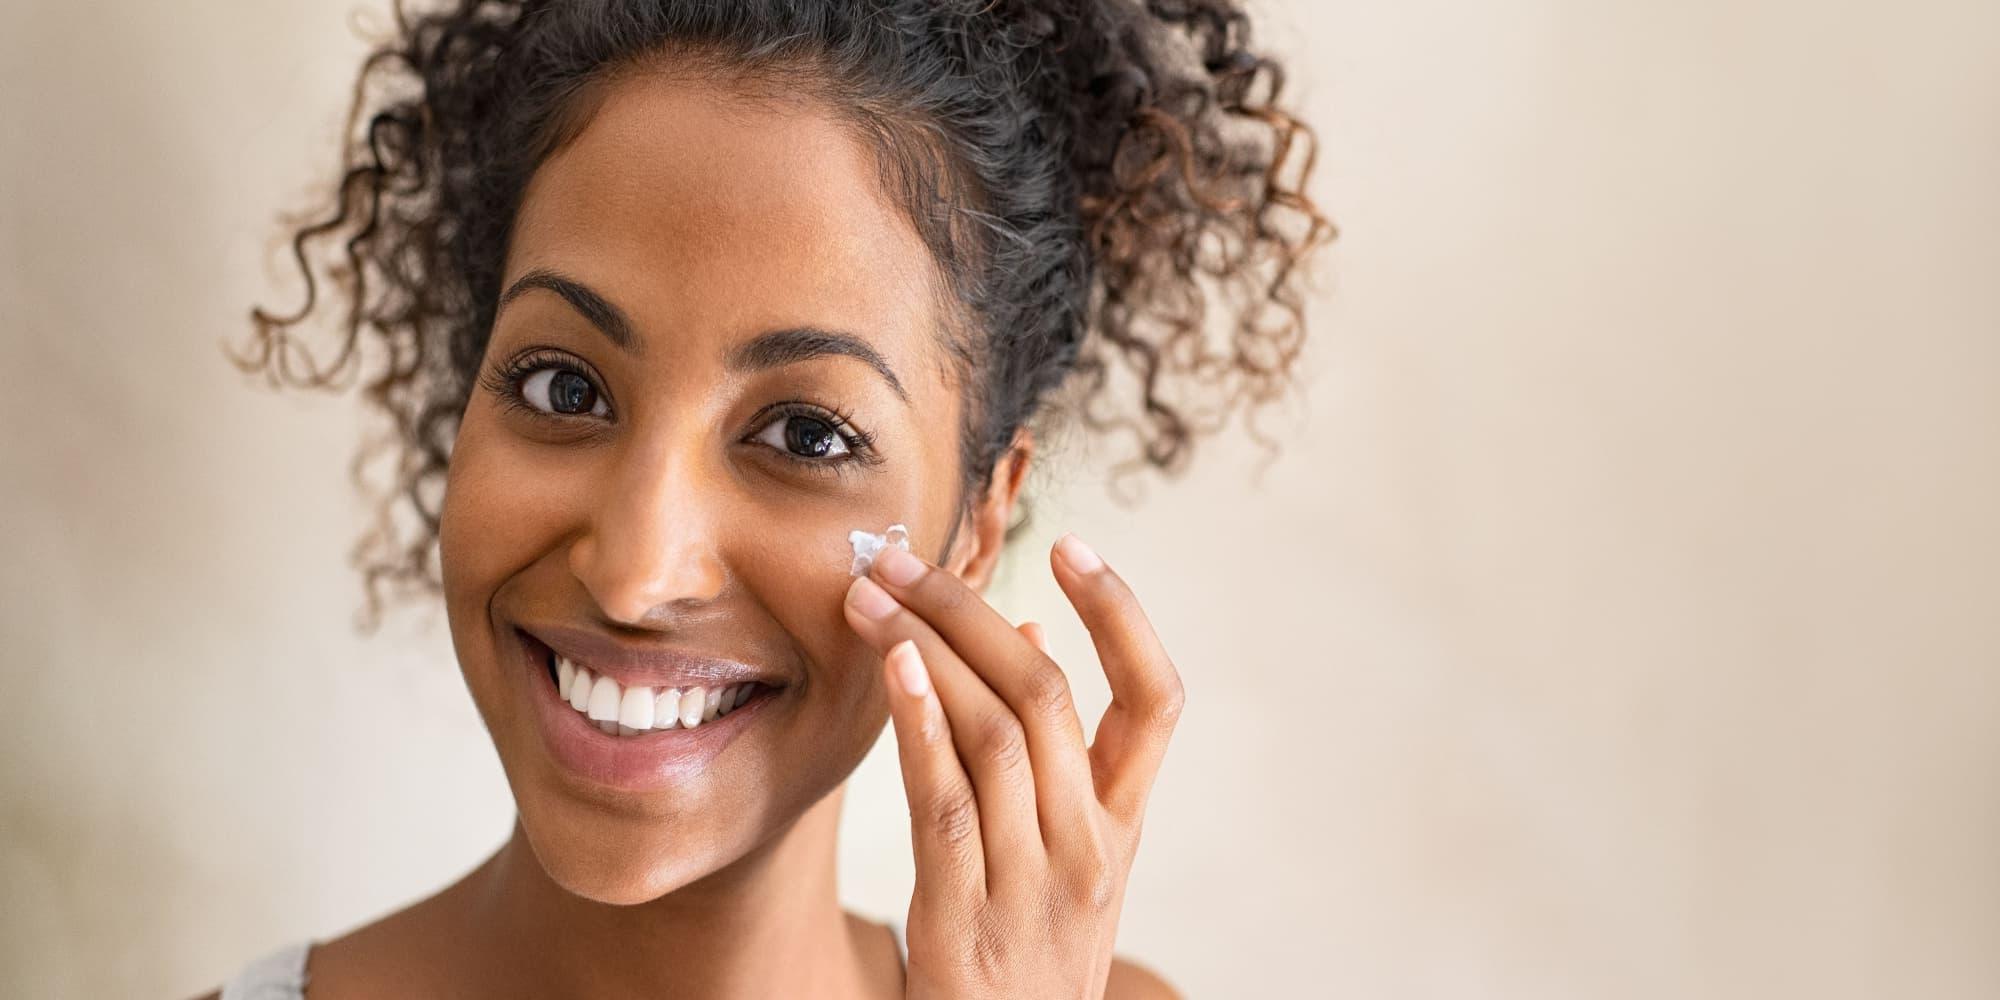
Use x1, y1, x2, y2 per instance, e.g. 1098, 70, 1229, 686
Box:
553, 653, 756, 735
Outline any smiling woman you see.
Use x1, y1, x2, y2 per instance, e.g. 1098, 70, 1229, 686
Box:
213, 1, 1328, 997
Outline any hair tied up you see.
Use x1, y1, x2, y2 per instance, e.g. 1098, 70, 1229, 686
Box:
237, 0, 1332, 632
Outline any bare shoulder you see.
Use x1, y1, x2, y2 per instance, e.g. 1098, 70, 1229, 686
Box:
185, 992, 220, 1000
297, 891, 466, 998
1106, 953, 1182, 1000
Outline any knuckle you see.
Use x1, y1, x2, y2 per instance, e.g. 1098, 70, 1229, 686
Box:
1150, 667, 1187, 727
921, 788, 981, 847
1069, 854, 1120, 911
974, 713, 1030, 775
967, 911, 1011, 977
1022, 659, 1074, 720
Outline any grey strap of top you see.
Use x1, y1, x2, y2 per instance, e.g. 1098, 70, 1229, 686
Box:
220, 939, 311, 1000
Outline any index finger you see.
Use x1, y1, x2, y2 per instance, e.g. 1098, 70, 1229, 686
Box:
867, 546, 1090, 763
1048, 533, 1185, 823
865, 545, 1099, 848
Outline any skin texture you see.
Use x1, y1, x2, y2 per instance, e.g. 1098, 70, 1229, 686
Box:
200, 69, 1181, 999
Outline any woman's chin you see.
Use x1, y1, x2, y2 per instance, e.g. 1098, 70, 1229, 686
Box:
554, 868, 687, 907
531, 836, 704, 905
502, 801, 701, 904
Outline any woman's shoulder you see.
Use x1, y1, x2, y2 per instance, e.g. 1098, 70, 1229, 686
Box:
196, 911, 1178, 999
189, 947, 1181, 1000
1107, 953, 1183, 1000
192, 883, 460, 1000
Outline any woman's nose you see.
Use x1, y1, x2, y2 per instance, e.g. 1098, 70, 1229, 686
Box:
566, 442, 727, 626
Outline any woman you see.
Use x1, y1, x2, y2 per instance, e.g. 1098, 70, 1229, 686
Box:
208, 0, 1327, 995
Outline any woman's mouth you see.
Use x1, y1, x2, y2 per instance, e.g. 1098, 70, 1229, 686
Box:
513, 626, 784, 791
546, 646, 769, 736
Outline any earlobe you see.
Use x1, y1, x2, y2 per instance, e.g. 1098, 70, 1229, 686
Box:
945, 429, 1035, 593
939, 513, 980, 588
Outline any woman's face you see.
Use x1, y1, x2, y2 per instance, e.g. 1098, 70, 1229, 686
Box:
437, 70, 989, 904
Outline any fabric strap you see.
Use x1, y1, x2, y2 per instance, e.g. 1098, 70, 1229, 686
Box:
219, 939, 310, 1000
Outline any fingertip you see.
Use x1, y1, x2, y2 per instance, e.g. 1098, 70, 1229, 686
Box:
1055, 532, 1104, 575
1019, 620, 1050, 654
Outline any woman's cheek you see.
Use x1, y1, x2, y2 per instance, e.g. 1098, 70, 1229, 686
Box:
439, 420, 584, 699
441, 427, 517, 596
730, 498, 911, 704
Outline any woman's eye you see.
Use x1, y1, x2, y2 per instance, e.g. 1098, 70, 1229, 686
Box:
752, 412, 852, 460
519, 367, 609, 418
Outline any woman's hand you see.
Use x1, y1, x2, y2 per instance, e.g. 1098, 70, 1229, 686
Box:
843, 532, 1185, 1000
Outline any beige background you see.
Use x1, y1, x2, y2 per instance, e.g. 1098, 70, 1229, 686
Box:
3, 0, 1997, 996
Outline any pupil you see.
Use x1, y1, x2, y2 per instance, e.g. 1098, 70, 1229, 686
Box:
785, 416, 835, 457
549, 371, 594, 414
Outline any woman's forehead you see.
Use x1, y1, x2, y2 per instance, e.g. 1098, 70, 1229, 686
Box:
502, 71, 951, 385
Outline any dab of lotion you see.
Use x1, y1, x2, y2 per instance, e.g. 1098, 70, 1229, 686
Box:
848, 523, 910, 576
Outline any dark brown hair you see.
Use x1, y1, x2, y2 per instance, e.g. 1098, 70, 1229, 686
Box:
233, 0, 1333, 632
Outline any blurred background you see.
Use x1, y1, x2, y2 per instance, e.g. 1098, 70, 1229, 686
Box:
3, 0, 1996, 996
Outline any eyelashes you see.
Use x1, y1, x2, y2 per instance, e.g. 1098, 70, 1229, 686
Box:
750, 400, 878, 466
479, 350, 610, 421
477, 349, 882, 474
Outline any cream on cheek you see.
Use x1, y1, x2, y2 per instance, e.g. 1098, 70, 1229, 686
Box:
722, 505, 919, 697
848, 522, 911, 576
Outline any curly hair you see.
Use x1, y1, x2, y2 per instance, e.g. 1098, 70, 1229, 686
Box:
233, 0, 1333, 633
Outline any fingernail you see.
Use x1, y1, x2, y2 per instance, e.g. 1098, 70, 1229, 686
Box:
873, 545, 926, 587
848, 576, 900, 620
1056, 532, 1103, 574
890, 639, 930, 697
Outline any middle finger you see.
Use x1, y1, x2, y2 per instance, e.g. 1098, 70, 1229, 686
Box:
846, 572, 1045, 875
862, 546, 1097, 845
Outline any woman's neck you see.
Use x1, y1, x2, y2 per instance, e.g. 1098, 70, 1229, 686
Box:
434, 785, 889, 999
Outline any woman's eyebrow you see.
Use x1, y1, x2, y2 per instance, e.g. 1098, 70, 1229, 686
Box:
727, 327, 909, 406
497, 267, 909, 405
499, 268, 636, 353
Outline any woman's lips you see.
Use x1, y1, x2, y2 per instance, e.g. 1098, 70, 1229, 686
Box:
514, 627, 779, 792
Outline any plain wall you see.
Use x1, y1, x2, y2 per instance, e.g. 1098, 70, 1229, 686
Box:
2, 0, 1996, 996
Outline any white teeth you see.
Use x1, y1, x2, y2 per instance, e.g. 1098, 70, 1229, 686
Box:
619, 684, 655, 730
552, 660, 763, 736
586, 675, 621, 722
679, 686, 707, 729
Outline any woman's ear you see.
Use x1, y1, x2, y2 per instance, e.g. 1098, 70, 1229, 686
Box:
944, 428, 1034, 593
